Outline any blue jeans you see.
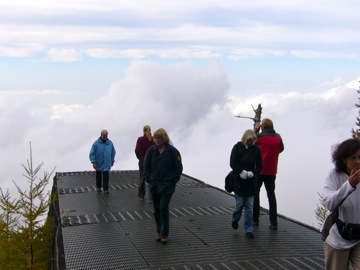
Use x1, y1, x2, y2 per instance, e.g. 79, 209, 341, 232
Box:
232, 195, 254, 233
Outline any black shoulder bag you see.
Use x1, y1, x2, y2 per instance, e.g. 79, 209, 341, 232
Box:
335, 190, 360, 240
224, 151, 250, 193
321, 193, 351, 241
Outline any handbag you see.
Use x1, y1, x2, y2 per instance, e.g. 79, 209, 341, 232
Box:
321, 193, 351, 241
225, 171, 234, 192
336, 219, 360, 240
321, 208, 339, 241
224, 150, 250, 193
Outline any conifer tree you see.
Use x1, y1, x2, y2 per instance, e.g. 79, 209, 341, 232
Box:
0, 190, 21, 269
314, 192, 329, 230
0, 142, 55, 269
15, 143, 55, 269
352, 80, 360, 139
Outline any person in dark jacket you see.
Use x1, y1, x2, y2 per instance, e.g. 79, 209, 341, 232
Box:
230, 129, 262, 238
89, 129, 116, 194
253, 118, 284, 230
135, 125, 155, 201
144, 128, 183, 244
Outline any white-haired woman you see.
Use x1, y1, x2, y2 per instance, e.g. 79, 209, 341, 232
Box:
89, 129, 116, 194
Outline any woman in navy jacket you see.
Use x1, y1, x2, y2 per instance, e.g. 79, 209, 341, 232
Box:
230, 129, 262, 238
144, 128, 183, 244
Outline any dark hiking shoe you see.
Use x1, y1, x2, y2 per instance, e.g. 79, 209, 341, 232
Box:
231, 221, 238, 230
245, 232, 254, 238
156, 235, 161, 242
269, 224, 277, 230
161, 237, 168, 244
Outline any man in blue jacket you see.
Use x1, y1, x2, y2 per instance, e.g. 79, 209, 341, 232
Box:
89, 129, 116, 194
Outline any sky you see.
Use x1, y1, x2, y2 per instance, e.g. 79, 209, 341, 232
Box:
1, 0, 360, 228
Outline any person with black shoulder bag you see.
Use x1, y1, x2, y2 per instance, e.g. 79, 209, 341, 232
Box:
323, 138, 360, 270
229, 129, 262, 239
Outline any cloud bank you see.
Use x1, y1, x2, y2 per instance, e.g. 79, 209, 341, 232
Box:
1, 0, 360, 62
0, 60, 358, 227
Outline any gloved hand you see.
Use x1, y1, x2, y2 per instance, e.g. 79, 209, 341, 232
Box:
247, 171, 254, 178
240, 170, 248, 179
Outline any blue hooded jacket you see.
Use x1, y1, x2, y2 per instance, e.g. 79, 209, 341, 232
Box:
89, 137, 116, 171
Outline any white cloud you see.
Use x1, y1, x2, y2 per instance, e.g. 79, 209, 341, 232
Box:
2, 0, 358, 15
51, 104, 88, 120
0, 0, 359, 229
1, 1, 360, 61
0, 60, 359, 228
0, 45, 43, 57
45, 48, 82, 62
86, 48, 222, 60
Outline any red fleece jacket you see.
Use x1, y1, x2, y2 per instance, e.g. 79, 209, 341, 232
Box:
257, 129, 284, 175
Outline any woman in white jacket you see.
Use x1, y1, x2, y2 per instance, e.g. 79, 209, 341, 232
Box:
323, 138, 360, 269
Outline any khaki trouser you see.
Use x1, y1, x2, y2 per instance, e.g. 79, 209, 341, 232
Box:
325, 242, 360, 270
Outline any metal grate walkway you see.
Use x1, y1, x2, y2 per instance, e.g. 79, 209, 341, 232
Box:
52, 170, 326, 270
